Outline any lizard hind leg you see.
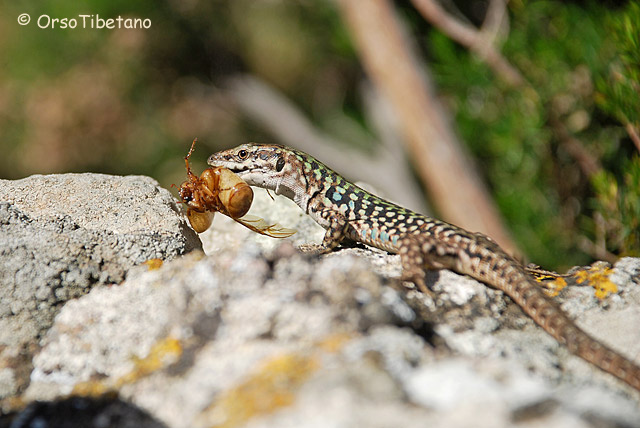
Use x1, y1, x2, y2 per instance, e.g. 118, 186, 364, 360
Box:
398, 235, 433, 294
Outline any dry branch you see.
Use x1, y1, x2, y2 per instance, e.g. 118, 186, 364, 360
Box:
626, 123, 640, 153
337, 0, 517, 254
411, 0, 525, 87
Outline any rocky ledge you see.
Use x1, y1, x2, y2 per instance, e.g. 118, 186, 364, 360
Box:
1, 174, 639, 428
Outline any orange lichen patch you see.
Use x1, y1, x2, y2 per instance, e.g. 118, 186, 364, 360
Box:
143, 258, 164, 270
574, 265, 618, 299
202, 353, 319, 428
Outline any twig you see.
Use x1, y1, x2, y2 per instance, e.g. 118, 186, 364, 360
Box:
411, 0, 525, 87
577, 212, 618, 265
548, 113, 602, 178
479, 0, 509, 48
625, 123, 640, 153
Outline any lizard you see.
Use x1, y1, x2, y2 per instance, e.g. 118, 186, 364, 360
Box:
207, 142, 640, 392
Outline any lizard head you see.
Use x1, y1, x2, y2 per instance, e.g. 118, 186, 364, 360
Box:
207, 143, 295, 192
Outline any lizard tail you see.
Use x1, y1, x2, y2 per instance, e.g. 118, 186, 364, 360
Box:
499, 264, 640, 391
438, 227, 640, 390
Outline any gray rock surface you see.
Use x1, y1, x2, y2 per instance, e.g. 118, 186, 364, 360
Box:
0, 174, 200, 400
2, 182, 640, 427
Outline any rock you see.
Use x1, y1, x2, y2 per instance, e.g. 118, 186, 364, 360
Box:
0, 174, 200, 400
3, 396, 167, 428
2, 176, 640, 427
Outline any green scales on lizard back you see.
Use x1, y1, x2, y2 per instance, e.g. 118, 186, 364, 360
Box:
299, 151, 433, 253
208, 142, 640, 392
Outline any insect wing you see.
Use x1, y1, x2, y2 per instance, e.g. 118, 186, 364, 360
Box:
235, 214, 296, 238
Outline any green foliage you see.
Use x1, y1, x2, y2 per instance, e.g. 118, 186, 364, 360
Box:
590, 156, 640, 257
595, 2, 640, 127
593, 6, 640, 273
428, 1, 639, 268
0, 0, 359, 183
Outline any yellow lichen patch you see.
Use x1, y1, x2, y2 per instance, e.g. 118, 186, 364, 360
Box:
72, 379, 112, 397
143, 258, 164, 270
574, 265, 618, 299
115, 336, 183, 387
0, 396, 27, 415
71, 336, 183, 397
316, 332, 352, 353
540, 277, 568, 297
530, 271, 561, 282
202, 353, 319, 428
529, 268, 568, 297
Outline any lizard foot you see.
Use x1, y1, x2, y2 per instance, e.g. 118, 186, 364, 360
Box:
298, 243, 331, 255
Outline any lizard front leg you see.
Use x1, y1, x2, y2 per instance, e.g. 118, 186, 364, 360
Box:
318, 212, 349, 254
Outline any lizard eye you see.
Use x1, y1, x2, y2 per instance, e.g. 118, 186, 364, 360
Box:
237, 149, 249, 160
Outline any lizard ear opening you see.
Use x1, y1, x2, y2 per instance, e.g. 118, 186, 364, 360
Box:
276, 156, 285, 172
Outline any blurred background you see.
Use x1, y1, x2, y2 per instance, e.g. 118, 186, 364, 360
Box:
0, 0, 638, 270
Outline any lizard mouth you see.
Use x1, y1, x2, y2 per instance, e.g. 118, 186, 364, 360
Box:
222, 164, 249, 173
206, 155, 245, 172
211, 164, 252, 176
228, 167, 252, 179
206, 156, 267, 182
